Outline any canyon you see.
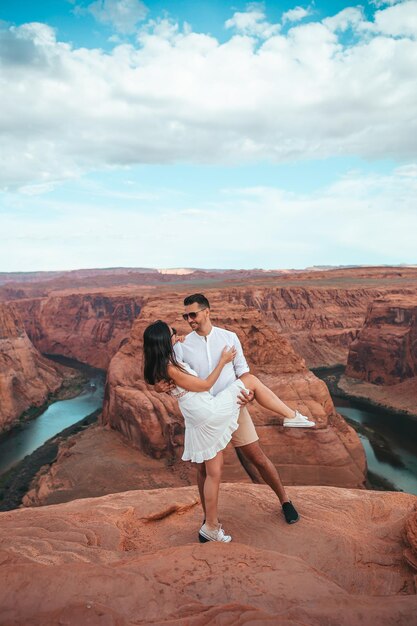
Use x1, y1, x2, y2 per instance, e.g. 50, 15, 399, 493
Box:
1, 266, 417, 624
2, 265, 417, 480
2, 266, 416, 372
341, 296, 417, 416
0, 303, 65, 433
346, 297, 417, 385
13, 291, 145, 370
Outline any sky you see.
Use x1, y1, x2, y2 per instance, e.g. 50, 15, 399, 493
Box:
0, 0, 416, 271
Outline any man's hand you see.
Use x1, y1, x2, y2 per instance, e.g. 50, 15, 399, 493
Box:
154, 379, 176, 393
237, 389, 254, 406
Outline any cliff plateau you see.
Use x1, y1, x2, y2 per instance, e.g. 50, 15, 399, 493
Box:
1, 484, 416, 625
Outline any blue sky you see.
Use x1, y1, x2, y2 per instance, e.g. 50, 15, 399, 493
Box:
1, 0, 416, 271
2, 1, 376, 48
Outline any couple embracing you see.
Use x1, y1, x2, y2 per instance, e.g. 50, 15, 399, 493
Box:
143, 293, 315, 543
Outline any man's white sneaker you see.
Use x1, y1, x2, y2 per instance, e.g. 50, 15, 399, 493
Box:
199, 523, 232, 543
283, 410, 315, 428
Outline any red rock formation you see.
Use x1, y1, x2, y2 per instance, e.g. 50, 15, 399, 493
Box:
0, 303, 64, 432
102, 291, 367, 488
227, 286, 400, 367
14, 291, 145, 369
1, 484, 416, 624
338, 375, 417, 418
404, 503, 417, 574
13, 286, 397, 371
346, 297, 417, 385
7, 267, 417, 369
21, 422, 250, 507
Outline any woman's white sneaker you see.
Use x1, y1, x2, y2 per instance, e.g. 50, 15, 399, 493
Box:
199, 523, 232, 543
283, 410, 315, 428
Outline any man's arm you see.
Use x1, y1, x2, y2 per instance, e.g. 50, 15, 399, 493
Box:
232, 333, 250, 378
232, 333, 254, 405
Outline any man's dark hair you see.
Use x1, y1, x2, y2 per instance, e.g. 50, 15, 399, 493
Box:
183, 293, 210, 308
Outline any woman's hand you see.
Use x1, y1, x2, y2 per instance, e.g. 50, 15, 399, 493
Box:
154, 379, 176, 393
220, 345, 237, 364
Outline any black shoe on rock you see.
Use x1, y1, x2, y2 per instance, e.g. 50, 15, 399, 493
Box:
282, 501, 299, 524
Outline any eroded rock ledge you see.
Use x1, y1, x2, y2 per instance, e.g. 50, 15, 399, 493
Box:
0, 484, 416, 625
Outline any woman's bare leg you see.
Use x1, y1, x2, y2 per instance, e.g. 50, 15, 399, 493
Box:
196, 462, 206, 518
239, 373, 297, 419
203, 451, 223, 530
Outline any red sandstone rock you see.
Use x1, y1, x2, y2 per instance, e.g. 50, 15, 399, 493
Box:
14, 291, 145, 369
8, 267, 417, 370
227, 286, 388, 367
0, 303, 64, 432
404, 503, 417, 576
346, 297, 417, 385
21, 423, 250, 507
1, 484, 416, 624
102, 292, 367, 488
338, 373, 417, 418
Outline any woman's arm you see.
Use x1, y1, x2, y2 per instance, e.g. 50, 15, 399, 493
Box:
167, 346, 236, 392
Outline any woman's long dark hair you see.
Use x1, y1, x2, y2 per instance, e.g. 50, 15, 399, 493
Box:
143, 320, 186, 385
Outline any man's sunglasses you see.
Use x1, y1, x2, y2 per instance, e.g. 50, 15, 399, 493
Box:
182, 307, 207, 321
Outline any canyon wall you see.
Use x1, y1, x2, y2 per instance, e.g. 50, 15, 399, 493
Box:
14, 291, 145, 369
0, 303, 64, 432
227, 287, 417, 367
10, 281, 417, 371
346, 297, 417, 385
102, 291, 367, 488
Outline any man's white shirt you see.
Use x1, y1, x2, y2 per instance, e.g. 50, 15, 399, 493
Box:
173, 326, 250, 396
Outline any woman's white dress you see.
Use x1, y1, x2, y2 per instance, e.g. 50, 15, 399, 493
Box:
170, 362, 248, 463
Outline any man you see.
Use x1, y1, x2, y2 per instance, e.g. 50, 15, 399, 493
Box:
156, 293, 303, 531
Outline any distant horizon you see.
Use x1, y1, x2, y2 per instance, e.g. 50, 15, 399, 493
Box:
1, 262, 417, 277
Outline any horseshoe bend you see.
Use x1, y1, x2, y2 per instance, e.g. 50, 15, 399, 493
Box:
1, 266, 417, 624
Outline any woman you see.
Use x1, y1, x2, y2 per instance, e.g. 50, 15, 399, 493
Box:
143, 320, 315, 543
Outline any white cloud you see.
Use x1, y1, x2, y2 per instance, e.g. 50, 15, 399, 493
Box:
374, 0, 417, 37
282, 6, 312, 24
225, 3, 280, 38
323, 7, 365, 32
1, 165, 416, 271
19, 182, 58, 196
371, 0, 405, 7
0, 5, 417, 188
394, 163, 417, 176
86, 0, 148, 34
